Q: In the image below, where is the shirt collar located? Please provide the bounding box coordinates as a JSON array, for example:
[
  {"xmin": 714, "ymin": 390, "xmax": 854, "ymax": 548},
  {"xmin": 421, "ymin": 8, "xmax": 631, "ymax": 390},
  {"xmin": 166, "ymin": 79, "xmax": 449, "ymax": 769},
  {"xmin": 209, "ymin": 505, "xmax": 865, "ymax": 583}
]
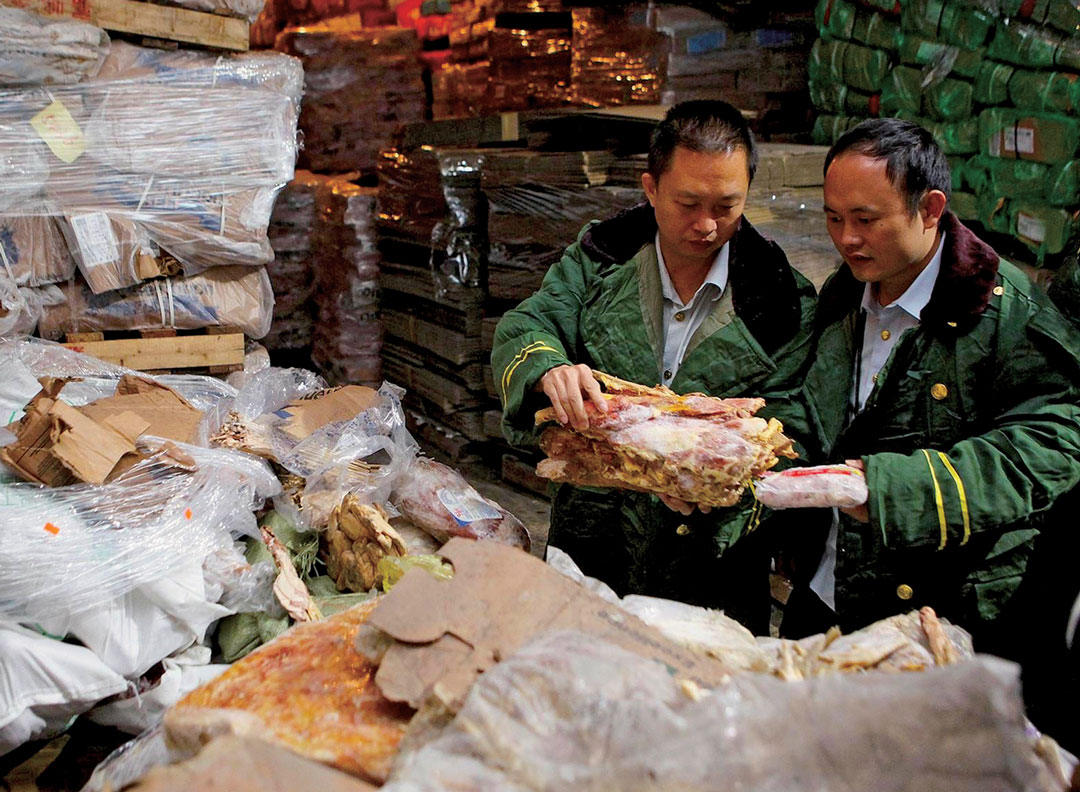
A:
[
  {"xmin": 860, "ymin": 232, "xmax": 946, "ymax": 320},
  {"xmin": 656, "ymin": 232, "xmax": 730, "ymax": 307}
]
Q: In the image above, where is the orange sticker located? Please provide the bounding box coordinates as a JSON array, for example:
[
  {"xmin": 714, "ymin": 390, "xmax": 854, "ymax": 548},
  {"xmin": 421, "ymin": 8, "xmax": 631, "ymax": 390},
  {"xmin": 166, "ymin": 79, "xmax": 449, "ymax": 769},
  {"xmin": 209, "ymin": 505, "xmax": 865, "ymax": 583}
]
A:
[
  {"xmin": 44, "ymin": 523, "xmax": 60, "ymax": 535},
  {"xmin": 184, "ymin": 508, "xmax": 192, "ymax": 520}
]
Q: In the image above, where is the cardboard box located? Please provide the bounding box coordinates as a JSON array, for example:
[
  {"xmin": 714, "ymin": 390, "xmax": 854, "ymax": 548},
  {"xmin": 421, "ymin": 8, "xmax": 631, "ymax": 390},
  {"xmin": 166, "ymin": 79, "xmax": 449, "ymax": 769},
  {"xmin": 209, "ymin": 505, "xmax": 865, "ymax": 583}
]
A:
[
  {"xmin": 368, "ymin": 537, "xmax": 734, "ymax": 711},
  {"xmin": 274, "ymin": 385, "xmax": 382, "ymax": 443},
  {"xmin": 1, "ymin": 375, "xmax": 202, "ymax": 486}
]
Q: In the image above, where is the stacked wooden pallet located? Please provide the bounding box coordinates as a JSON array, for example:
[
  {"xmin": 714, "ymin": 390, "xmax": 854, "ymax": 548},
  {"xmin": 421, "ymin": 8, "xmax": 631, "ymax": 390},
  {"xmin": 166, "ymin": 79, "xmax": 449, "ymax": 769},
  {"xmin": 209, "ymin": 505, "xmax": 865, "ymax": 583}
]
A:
[
  {"xmin": 9, "ymin": 0, "xmax": 250, "ymax": 51},
  {"xmin": 61, "ymin": 327, "xmax": 245, "ymax": 375}
]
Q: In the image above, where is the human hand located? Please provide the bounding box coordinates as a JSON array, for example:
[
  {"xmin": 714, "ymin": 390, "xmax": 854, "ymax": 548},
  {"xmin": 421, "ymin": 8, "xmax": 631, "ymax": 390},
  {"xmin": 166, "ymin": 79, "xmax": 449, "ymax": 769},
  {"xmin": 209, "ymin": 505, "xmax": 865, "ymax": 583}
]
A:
[
  {"xmin": 659, "ymin": 494, "xmax": 712, "ymax": 516},
  {"xmin": 538, "ymin": 364, "xmax": 608, "ymax": 431},
  {"xmin": 838, "ymin": 458, "xmax": 869, "ymax": 522}
]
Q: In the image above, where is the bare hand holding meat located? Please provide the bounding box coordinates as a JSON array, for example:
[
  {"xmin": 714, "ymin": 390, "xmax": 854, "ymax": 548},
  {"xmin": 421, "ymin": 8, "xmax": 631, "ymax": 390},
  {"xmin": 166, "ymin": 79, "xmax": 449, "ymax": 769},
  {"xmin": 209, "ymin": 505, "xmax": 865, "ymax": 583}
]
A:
[{"xmin": 534, "ymin": 371, "xmax": 796, "ymax": 509}]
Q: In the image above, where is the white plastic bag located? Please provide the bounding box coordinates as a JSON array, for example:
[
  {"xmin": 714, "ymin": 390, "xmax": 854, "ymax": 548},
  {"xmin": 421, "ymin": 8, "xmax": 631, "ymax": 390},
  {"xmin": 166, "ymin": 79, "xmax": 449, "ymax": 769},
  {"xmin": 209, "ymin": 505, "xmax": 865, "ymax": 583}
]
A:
[{"xmin": 755, "ymin": 464, "xmax": 869, "ymax": 509}]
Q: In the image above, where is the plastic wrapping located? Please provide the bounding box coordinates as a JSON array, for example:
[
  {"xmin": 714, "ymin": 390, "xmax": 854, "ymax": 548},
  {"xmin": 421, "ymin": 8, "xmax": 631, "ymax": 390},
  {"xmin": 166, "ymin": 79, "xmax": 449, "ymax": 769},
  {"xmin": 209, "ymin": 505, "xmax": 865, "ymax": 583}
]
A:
[
  {"xmin": 0, "ymin": 438, "xmax": 280, "ymax": 623},
  {"xmin": 755, "ymin": 463, "xmax": 869, "ymax": 509},
  {"xmin": 274, "ymin": 23, "xmax": 424, "ymax": 173},
  {"xmin": 987, "ymin": 20, "xmax": 1080, "ymax": 72},
  {"xmin": 384, "ymin": 630, "xmax": 1063, "ymax": 792},
  {"xmin": 0, "ymin": 41, "xmax": 302, "ymax": 294},
  {"xmin": 964, "ymin": 156, "xmax": 1080, "ymax": 207},
  {"xmin": 901, "ymin": 0, "xmax": 994, "ymax": 50},
  {"xmin": 979, "ymin": 108, "xmax": 1080, "ymax": 164},
  {"xmin": 377, "ymin": 553, "xmax": 454, "ymax": 591},
  {"xmin": 880, "ymin": 65, "xmax": 972, "ymax": 122},
  {"xmin": 1010, "ymin": 201, "xmax": 1080, "ymax": 258},
  {"xmin": 899, "ymin": 35, "xmax": 983, "ymax": 78},
  {"xmin": 0, "ymin": 215, "xmax": 77, "ymax": 287},
  {"xmin": 809, "ymin": 37, "xmax": 891, "ymax": 92},
  {"xmin": 0, "ymin": 8, "xmax": 110, "ymax": 85},
  {"xmin": 392, "ymin": 457, "xmax": 530, "ymax": 551},
  {"xmin": 35, "ymin": 264, "xmax": 275, "ymax": 340}
]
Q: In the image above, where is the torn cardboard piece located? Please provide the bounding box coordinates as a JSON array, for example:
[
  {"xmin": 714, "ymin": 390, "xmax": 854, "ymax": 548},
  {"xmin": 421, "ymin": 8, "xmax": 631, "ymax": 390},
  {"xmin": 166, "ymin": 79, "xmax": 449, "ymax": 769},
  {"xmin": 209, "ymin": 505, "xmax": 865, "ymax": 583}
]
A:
[
  {"xmin": 368, "ymin": 538, "xmax": 734, "ymax": 711},
  {"xmin": 0, "ymin": 375, "xmax": 203, "ymax": 486},
  {"xmin": 274, "ymin": 385, "xmax": 381, "ymax": 443}
]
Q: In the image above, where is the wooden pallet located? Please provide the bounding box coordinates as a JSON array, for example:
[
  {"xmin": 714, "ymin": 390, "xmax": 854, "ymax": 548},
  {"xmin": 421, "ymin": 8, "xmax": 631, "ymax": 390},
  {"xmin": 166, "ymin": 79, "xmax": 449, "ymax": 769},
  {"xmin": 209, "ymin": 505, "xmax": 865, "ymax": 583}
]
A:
[
  {"xmin": 11, "ymin": 0, "xmax": 249, "ymax": 51},
  {"xmin": 61, "ymin": 326, "xmax": 245, "ymax": 374}
]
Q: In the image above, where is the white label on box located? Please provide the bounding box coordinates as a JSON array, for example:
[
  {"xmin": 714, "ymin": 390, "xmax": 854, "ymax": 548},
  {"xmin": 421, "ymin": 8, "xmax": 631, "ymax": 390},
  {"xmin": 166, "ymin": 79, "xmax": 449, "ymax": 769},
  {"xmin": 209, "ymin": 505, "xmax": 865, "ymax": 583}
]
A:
[
  {"xmin": 1016, "ymin": 212, "xmax": 1046, "ymax": 244},
  {"xmin": 1015, "ymin": 127, "xmax": 1035, "ymax": 154},
  {"xmin": 437, "ymin": 488, "xmax": 501, "ymax": 526},
  {"xmin": 69, "ymin": 212, "xmax": 119, "ymax": 268}
]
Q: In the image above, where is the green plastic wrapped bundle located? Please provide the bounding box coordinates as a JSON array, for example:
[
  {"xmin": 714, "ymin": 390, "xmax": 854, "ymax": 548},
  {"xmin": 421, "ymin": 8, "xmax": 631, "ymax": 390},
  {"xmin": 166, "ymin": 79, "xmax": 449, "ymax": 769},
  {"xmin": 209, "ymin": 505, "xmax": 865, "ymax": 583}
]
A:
[
  {"xmin": 987, "ymin": 21, "xmax": 1080, "ymax": 72},
  {"xmin": 898, "ymin": 111, "xmax": 980, "ymax": 153},
  {"xmin": 811, "ymin": 79, "xmax": 878, "ymax": 115},
  {"xmin": 816, "ymin": 0, "xmax": 856, "ymax": 39},
  {"xmin": 947, "ymin": 156, "xmax": 967, "ymax": 191},
  {"xmin": 902, "ymin": 0, "xmax": 995, "ymax": 49},
  {"xmin": 951, "ymin": 190, "xmax": 979, "ymax": 220},
  {"xmin": 809, "ymin": 37, "xmax": 848, "ymax": 84},
  {"xmin": 812, "ymin": 114, "xmax": 863, "ymax": 144},
  {"xmin": 853, "ymin": 11, "xmax": 902, "ymax": 50},
  {"xmin": 1044, "ymin": 2, "xmax": 1080, "ymax": 37},
  {"xmin": 1009, "ymin": 68, "xmax": 1080, "ymax": 116},
  {"xmin": 880, "ymin": 65, "xmax": 923, "ymax": 116},
  {"xmin": 1010, "ymin": 201, "xmax": 1080, "ymax": 257},
  {"xmin": 979, "ymin": 107, "xmax": 1080, "ymax": 163},
  {"xmin": 974, "ymin": 60, "xmax": 1013, "ymax": 105},
  {"xmin": 926, "ymin": 76, "xmax": 974, "ymax": 121},
  {"xmin": 977, "ymin": 190, "xmax": 1011, "ymax": 234},
  {"xmin": 861, "ymin": 0, "xmax": 901, "ymax": 12},
  {"xmin": 843, "ymin": 39, "xmax": 893, "ymax": 91},
  {"xmin": 965, "ymin": 155, "xmax": 1054, "ymax": 199},
  {"xmin": 899, "ymin": 35, "xmax": 984, "ymax": 77}
]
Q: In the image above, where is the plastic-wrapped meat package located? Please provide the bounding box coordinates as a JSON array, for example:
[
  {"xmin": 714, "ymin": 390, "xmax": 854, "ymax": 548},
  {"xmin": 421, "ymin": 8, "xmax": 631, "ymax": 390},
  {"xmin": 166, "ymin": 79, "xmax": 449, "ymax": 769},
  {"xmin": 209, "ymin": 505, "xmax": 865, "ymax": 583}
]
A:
[
  {"xmin": 754, "ymin": 464, "xmax": 869, "ymax": 509},
  {"xmin": 0, "ymin": 277, "xmax": 64, "ymax": 338},
  {"xmin": 392, "ymin": 458, "xmax": 531, "ymax": 551},
  {"xmin": 36, "ymin": 265, "xmax": 275, "ymax": 339},
  {"xmin": 384, "ymin": 630, "xmax": 1067, "ymax": 792},
  {"xmin": 0, "ymin": 215, "xmax": 77, "ymax": 287},
  {"xmin": 0, "ymin": 8, "xmax": 110, "ymax": 85},
  {"xmin": 0, "ymin": 440, "xmax": 280, "ymax": 624}
]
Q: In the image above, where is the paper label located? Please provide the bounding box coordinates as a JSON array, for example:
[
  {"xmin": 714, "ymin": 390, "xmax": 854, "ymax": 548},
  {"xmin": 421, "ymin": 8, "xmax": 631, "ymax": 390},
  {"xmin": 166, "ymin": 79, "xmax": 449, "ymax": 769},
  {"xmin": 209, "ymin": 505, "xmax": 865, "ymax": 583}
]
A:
[
  {"xmin": 1016, "ymin": 212, "xmax": 1046, "ymax": 244},
  {"xmin": 69, "ymin": 213, "xmax": 119, "ymax": 267},
  {"xmin": 437, "ymin": 488, "xmax": 501, "ymax": 526},
  {"xmin": 1015, "ymin": 126, "xmax": 1035, "ymax": 154},
  {"xmin": 30, "ymin": 100, "xmax": 85, "ymax": 163}
]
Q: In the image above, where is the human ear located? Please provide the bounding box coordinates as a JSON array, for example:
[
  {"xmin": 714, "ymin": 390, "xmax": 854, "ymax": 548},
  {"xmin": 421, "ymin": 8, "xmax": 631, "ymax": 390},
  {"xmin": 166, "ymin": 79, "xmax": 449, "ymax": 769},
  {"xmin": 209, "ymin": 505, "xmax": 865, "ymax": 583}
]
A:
[
  {"xmin": 920, "ymin": 190, "xmax": 948, "ymax": 229},
  {"xmin": 642, "ymin": 171, "xmax": 658, "ymax": 206}
]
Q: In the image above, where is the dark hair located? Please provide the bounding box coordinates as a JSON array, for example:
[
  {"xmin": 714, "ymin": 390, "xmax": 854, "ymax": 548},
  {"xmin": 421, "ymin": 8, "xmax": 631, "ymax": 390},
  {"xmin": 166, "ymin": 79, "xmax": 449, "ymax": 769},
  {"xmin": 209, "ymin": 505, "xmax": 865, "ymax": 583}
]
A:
[
  {"xmin": 825, "ymin": 118, "xmax": 952, "ymax": 215},
  {"xmin": 648, "ymin": 100, "xmax": 758, "ymax": 183}
]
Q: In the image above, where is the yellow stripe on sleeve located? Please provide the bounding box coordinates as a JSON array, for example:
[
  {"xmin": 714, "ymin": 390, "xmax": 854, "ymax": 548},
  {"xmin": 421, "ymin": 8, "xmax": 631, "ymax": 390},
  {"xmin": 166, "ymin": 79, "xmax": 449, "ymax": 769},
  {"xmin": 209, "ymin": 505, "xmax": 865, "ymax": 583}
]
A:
[
  {"xmin": 501, "ymin": 342, "xmax": 559, "ymax": 402},
  {"xmin": 936, "ymin": 452, "xmax": 971, "ymax": 545},
  {"xmin": 921, "ymin": 449, "xmax": 948, "ymax": 551}
]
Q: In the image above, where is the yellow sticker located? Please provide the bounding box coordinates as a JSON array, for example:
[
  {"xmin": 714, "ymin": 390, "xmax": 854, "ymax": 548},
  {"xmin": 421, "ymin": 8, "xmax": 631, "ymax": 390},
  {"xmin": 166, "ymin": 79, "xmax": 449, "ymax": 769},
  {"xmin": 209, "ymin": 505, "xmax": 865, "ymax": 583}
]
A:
[{"xmin": 31, "ymin": 100, "xmax": 85, "ymax": 163}]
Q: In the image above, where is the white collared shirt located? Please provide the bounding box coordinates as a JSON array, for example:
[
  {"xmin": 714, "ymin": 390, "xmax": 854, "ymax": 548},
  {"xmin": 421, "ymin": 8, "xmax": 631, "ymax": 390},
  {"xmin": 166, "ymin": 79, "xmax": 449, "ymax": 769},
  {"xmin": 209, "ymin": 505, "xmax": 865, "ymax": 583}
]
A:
[
  {"xmin": 810, "ymin": 233, "xmax": 946, "ymax": 610},
  {"xmin": 656, "ymin": 232, "xmax": 730, "ymax": 386}
]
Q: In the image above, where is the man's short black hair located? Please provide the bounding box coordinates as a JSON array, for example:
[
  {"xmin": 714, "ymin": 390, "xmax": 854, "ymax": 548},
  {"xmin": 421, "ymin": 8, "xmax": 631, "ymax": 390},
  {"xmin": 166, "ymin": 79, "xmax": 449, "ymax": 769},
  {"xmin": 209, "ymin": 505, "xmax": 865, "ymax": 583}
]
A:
[
  {"xmin": 648, "ymin": 100, "xmax": 758, "ymax": 183},
  {"xmin": 825, "ymin": 118, "xmax": 952, "ymax": 215}
]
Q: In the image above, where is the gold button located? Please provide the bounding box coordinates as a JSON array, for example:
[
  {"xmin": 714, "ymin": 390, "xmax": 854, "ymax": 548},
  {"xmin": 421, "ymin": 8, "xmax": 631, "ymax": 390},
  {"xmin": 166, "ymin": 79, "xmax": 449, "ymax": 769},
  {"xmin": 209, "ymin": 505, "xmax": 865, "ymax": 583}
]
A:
[
  {"xmin": 896, "ymin": 583, "xmax": 913, "ymax": 600},
  {"xmin": 931, "ymin": 383, "xmax": 948, "ymax": 400},
  {"xmin": 880, "ymin": 329, "xmax": 891, "ymax": 340},
  {"xmin": 872, "ymin": 373, "xmax": 879, "ymax": 383},
  {"xmin": 993, "ymin": 285, "xmax": 1005, "ymax": 296},
  {"xmin": 675, "ymin": 524, "xmax": 690, "ymax": 536},
  {"xmin": 674, "ymin": 311, "xmax": 687, "ymax": 322},
  {"xmin": 946, "ymin": 321, "xmax": 958, "ymax": 328}
]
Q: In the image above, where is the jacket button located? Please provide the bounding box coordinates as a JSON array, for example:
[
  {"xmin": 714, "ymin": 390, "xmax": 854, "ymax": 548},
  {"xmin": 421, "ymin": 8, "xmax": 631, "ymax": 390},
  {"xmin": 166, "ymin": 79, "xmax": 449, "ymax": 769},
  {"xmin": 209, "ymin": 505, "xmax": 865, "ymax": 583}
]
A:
[
  {"xmin": 993, "ymin": 285, "xmax": 1005, "ymax": 296},
  {"xmin": 674, "ymin": 311, "xmax": 687, "ymax": 322},
  {"xmin": 880, "ymin": 329, "xmax": 890, "ymax": 340},
  {"xmin": 896, "ymin": 583, "xmax": 913, "ymax": 600},
  {"xmin": 664, "ymin": 369, "xmax": 672, "ymax": 380},
  {"xmin": 675, "ymin": 524, "xmax": 690, "ymax": 536},
  {"xmin": 931, "ymin": 383, "xmax": 948, "ymax": 400}
]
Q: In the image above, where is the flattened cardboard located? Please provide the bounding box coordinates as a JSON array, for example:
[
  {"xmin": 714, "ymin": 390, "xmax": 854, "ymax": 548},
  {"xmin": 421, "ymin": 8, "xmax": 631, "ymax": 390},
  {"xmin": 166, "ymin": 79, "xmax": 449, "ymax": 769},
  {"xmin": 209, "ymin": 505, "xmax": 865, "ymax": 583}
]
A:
[
  {"xmin": 275, "ymin": 386, "xmax": 381, "ymax": 443},
  {"xmin": 369, "ymin": 538, "xmax": 733, "ymax": 711},
  {"xmin": 78, "ymin": 374, "xmax": 203, "ymax": 443}
]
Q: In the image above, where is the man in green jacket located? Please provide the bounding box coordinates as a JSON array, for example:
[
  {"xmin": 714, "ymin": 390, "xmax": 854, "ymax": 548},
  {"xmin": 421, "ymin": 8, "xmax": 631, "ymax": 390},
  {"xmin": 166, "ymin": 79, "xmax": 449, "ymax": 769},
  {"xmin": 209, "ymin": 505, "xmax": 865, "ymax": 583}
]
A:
[
  {"xmin": 780, "ymin": 119, "xmax": 1080, "ymax": 738},
  {"xmin": 492, "ymin": 101, "xmax": 817, "ymax": 630}
]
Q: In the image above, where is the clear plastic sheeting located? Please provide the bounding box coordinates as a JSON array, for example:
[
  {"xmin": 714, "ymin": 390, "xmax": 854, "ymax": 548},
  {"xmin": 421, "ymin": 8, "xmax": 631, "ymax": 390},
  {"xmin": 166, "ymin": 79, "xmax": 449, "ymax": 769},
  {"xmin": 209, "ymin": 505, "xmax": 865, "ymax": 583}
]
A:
[
  {"xmin": 34, "ymin": 264, "xmax": 275, "ymax": 340},
  {"xmin": 385, "ymin": 630, "xmax": 1067, "ymax": 792},
  {"xmin": 0, "ymin": 8, "xmax": 110, "ymax": 86},
  {"xmin": 0, "ymin": 439, "xmax": 280, "ymax": 623},
  {"xmin": 0, "ymin": 41, "xmax": 302, "ymax": 295}
]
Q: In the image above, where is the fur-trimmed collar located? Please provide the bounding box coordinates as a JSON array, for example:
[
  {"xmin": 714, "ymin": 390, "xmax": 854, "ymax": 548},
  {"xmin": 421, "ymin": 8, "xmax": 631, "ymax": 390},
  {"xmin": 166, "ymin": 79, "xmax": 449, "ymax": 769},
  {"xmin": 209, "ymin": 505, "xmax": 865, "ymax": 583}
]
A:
[
  {"xmin": 817, "ymin": 211, "xmax": 1001, "ymax": 333},
  {"xmin": 580, "ymin": 202, "xmax": 803, "ymax": 353}
]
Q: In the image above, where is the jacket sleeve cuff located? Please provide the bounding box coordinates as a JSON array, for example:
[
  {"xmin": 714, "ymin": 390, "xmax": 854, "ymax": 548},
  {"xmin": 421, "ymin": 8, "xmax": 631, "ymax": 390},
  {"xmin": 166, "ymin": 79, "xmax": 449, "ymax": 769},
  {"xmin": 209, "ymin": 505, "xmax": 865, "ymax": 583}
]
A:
[{"xmin": 496, "ymin": 337, "xmax": 572, "ymax": 446}]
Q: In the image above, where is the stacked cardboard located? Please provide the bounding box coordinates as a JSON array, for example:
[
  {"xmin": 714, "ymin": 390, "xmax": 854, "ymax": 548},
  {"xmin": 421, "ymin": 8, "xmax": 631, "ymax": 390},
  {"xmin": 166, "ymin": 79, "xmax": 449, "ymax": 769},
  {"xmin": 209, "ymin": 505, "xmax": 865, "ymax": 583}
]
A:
[
  {"xmin": 275, "ymin": 20, "xmax": 425, "ymax": 174},
  {"xmin": 264, "ymin": 173, "xmax": 323, "ymax": 355},
  {"xmin": 312, "ymin": 178, "xmax": 384, "ymax": 386},
  {"xmin": 810, "ymin": 0, "xmax": 1080, "ymax": 263}
]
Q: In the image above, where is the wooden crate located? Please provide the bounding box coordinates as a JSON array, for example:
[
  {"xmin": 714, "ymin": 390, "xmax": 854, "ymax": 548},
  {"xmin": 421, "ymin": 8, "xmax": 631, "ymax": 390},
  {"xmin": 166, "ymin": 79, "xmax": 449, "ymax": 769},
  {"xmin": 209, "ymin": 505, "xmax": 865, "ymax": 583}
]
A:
[
  {"xmin": 10, "ymin": 0, "xmax": 250, "ymax": 51},
  {"xmin": 61, "ymin": 326, "xmax": 245, "ymax": 374}
]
